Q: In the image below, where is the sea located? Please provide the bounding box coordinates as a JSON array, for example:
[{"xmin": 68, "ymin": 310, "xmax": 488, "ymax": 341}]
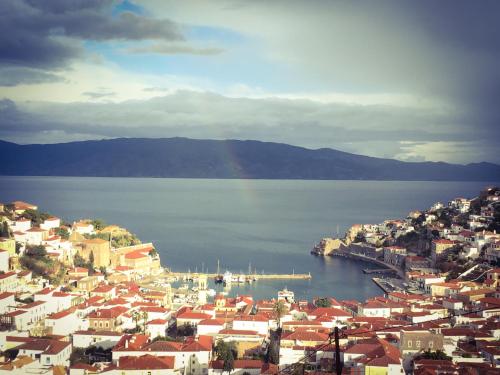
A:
[{"xmin": 0, "ymin": 177, "xmax": 495, "ymax": 302}]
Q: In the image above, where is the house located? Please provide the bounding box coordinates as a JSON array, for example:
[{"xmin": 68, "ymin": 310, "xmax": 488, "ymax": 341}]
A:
[
  {"xmin": 45, "ymin": 308, "xmax": 87, "ymax": 336},
  {"xmin": 16, "ymin": 301, "xmax": 47, "ymax": 325},
  {"xmin": 72, "ymin": 221, "xmax": 94, "ymax": 235},
  {"xmin": 215, "ymin": 329, "xmax": 266, "ymax": 358},
  {"xmin": 280, "ymin": 331, "xmax": 329, "ymax": 349},
  {"xmin": 90, "ymin": 284, "xmax": 116, "ymax": 300},
  {"xmin": 81, "ymin": 238, "xmax": 111, "ymax": 268},
  {"xmin": 145, "ymin": 319, "xmax": 169, "ymax": 338},
  {"xmin": 88, "ymin": 306, "xmax": 128, "ymax": 331},
  {"xmin": 176, "ymin": 311, "xmax": 212, "ymax": 328},
  {"xmin": 16, "ymin": 338, "xmax": 72, "ymax": 367},
  {"xmin": 68, "ymin": 267, "xmax": 89, "ymax": 279},
  {"xmin": 0, "ymin": 292, "xmax": 15, "ymax": 314},
  {"xmin": 24, "ymin": 227, "xmax": 49, "ymax": 245},
  {"xmin": 232, "ymin": 314, "xmax": 269, "ymax": 335},
  {"xmin": 399, "ymin": 329, "xmax": 444, "ymax": 355},
  {"xmin": 359, "ymin": 301, "xmax": 391, "ymax": 318},
  {"xmin": 0, "ymin": 272, "xmax": 18, "ymax": 292},
  {"xmin": 0, "ymin": 238, "xmax": 16, "ymax": 256},
  {"xmin": 73, "ymin": 330, "xmax": 123, "ymax": 349},
  {"xmin": 109, "ymin": 355, "xmax": 176, "ymax": 374},
  {"xmin": 34, "ymin": 289, "xmax": 76, "ymax": 315},
  {"xmin": 197, "ymin": 318, "xmax": 226, "ymax": 335},
  {"xmin": 209, "ymin": 359, "xmax": 263, "ymax": 375},
  {"xmin": 0, "ymin": 250, "xmax": 9, "ymax": 273},
  {"xmin": 0, "ymin": 310, "xmax": 29, "ymax": 331},
  {"xmin": 10, "ymin": 201, "xmax": 38, "ymax": 214},
  {"xmin": 112, "ymin": 335, "xmax": 213, "ymax": 375},
  {"xmin": 40, "ymin": 216, "xmax": 61, "ymax": 231},
  {"xmin": 13, "ymin": 218, "xmax": 31, "ymax": 232},
  {"xmin": 343, "ymin": 337, "xmax": 402, "ymax": 374},
  {"xmin": 431, "ymin": 239, "xmax": 455, "ymax": 264}
]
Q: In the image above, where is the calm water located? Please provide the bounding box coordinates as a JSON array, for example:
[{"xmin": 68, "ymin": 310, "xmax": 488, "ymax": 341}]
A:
[{"xmin": 0, "ymin": 177, "xmax": 494, "ymax": 301}]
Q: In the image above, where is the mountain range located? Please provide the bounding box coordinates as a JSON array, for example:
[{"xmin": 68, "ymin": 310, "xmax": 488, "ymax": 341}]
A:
[{"xmin": 0, "ymin": 138, "xmax": 498, "ymax": 181}]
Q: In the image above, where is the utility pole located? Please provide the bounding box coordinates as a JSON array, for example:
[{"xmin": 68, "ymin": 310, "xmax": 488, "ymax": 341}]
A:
[{"xmin": 334, "ymin": 327, "xmax": 342, "ymax": 375}]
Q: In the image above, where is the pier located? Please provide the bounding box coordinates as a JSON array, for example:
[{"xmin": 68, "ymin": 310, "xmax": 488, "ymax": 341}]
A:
[{"xmin": 165, "ymin": 271, "xmax": 312, "ymax": 281}]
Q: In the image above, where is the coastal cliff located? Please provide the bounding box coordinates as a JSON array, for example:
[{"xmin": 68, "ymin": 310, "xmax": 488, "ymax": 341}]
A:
[{"xmin": 311, "ymin": 237, "xmax": 347, "ymax": 255}]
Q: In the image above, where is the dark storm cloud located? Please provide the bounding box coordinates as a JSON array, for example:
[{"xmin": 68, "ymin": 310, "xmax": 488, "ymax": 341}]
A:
[{"xmin": 0, "ymin": 0, "xmax": 183, "ymax": 73}]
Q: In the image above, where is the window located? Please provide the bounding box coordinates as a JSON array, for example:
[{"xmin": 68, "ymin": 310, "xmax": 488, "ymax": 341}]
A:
[
  {"xmin": 416, "ymin": 340, "xmax": 421, "ymax": 348},
  {"xmin": 407, "ymin": 340, "xmax": 412, "ymax": 348},
  {"xmin": 429, "ymin": 341, "xmax": 434, "ymax": 348}
]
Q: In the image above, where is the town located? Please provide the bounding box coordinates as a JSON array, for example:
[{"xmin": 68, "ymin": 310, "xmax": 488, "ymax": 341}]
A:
[{"xmin": 0, "ymin": 186, "xmax": 498, "ymax": 374}]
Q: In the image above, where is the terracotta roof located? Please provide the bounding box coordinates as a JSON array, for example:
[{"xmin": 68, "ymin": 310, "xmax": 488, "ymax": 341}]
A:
[
  {"xmin": 177, "ymin": 311, "xmax": 212, "ymax": 320},
  {"xmin": 218, "ymin": 329, "xmax": 260, "ymax": 336},
  {"xmin": 17, "ymin": 339, "xmax": 70, "ymax": 355},
  {"xmin": 116, "ymin": 355, "xmax": 175, "ymax": 370},
  {"xmin": 210, "ymin": 359, "xmax": 263, "ymax": 369}
]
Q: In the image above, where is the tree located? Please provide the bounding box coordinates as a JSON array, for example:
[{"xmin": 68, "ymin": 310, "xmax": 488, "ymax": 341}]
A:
[
  {"xmin": 91, "ymin": 219, "xmax": 106, "ymax": 231},
  {"xmin": 214, "ymin": 340, "xmax": 236, "ymax": 373},
  {"xmin": 22, "ymin": 209, "xmax": 50, "ymax": 226},
  {"xmin": 54, "ymin": 227, "xmax": 69, "ymax": 240},
  {"xmin": 89, "ymin": 251, "xmax": 95, "ymax": 268},
  {"xmin": 1, "ymin": 221, "xmax": 12, "ymax": 238},
  {"xmin": 315, "ymin": 297, "xmax": 332, "ymax": 308},
  {"xmin": 273, "ymin": 300, "xmax": 286, "ymax": 330},
  {"xmin": 419, "ymin": 349, "xmax": 452, "ymax": 361},
  {"xmin": 26, "ymin": 245, "xmax": 47, "ymax": 257},
  {"xmin": 74, "ymin": 253, "xmax": 87, "ymax": 267}
]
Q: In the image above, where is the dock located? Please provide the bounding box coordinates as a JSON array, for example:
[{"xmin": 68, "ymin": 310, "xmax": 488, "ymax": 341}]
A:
[
  {"xmin": 362, "ymin": 268, "xmax": 397, "ymax": 275},
  {"xmin": 166, "ymin": 271, "xmax": 312, "ymax": 281}
]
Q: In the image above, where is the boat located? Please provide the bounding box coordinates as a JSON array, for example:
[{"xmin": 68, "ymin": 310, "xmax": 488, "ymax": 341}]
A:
[
  {"xmin": 223, "ymin": 271, "xmax": 232, "ymax": 285},
  {"xmin": 214, "ymin": 259, "xmax": 224, "ymax": 284},
  {"xmin": 278, "ymin": 287, "xmax": 295, "ymax": 303},
  {"xmin": 207, "ymin": 289, "xmax": 216, "ymax": 297}
]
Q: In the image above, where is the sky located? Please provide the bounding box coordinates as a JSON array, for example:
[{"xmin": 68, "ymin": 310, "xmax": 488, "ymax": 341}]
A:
[{"xmin": 0, "ymin": 0, "xmax": 499, "ymax": 164}]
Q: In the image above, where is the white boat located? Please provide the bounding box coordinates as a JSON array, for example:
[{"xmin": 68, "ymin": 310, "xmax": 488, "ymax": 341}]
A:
[
  {"xmin": 207, "ymin": 289, "xmax": 216, "ymax": 297},
  {"xmin": 278, "ymin": 287, "xmax": 295, "ymax": 303},
  {"xmin": 223, "ymin": 271, "xmax": 232, "ymax": 284}
]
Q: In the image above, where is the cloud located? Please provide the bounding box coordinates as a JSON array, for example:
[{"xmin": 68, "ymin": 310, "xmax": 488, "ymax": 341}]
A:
[
  {"xmin": 82, "ymin": 90, "xmax": 116, "ymax": 99},
  {"xmin": 0, "ymin": 67, "xmax": 65, "ymax": 86},
  {"xmin": 0, "ymin": 0, "xmax": 183, "ymax": 71},
  {"xmin": 1, "ymin": 91, "xmax": 498, "ymax": 164},
  {"xmin": 127, "ymin": 43, "xmax": 224, "ymax": 55}
]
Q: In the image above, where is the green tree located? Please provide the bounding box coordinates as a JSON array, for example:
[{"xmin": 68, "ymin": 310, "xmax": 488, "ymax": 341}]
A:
[
  {"xmin": 214, "ymin": 340, "xmax": 236, "ymax": 373},
  {"xmin": 91, "ymin": 219, "xmax": 106, "ymax": 231},
  {"xmin": 315, "ymin": 297, "xmax": 332, "ymax": 308},
  {"xmin": 89, "ymin": 251, "xmax": 95, "ymax": 268},
  {"xmin": 22, "ymin": 209, "xmax": 50, "ymax": 226},
  {"xmin": 419, "ymin": 349, "xmax": 452, "ymax": 361},
  {"xmin": 74, "ymin": 253, "xmax": 87, "ymax": 267},
  {"xmin": 26, "ymin": 245, "xmax": 47, "ymax": 257},
  {"xmin": 54, "ymin": 227, "xmax": 69, "ymax": 240}
]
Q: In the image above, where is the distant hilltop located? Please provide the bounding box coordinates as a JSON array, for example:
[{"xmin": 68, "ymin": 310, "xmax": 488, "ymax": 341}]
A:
[{"xmin": 0, "ymin": 137, "xmax": 499, "ymax": 181}]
